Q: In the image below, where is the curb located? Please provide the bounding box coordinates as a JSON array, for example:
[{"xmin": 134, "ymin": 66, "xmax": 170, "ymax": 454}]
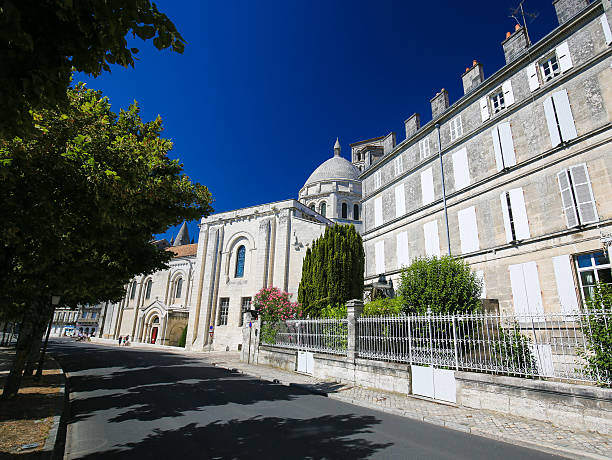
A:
[
  {"xmin": 211, "ymin": 361, "xmax": 609, "ymax": 460},
  {"xmin": 42, "ymin": 357, "xmax": 66, "ymax": 459}
]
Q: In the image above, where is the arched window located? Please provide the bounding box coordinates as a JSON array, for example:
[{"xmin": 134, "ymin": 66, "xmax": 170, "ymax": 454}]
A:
[
  {"xmin": 235, "ymin": 245, "xmax": 246, "ymax": 278},
  {"xmin": 129, "ymin": 282, "xmax": 137, "ymax": 299},
  {"xmin": 320, "ymin": 202, "xmax": 326, "ymax": 217},
  {"xmin": 175, "ymin": 278, "xmax": 183, "ymax": 299},
  {"xmin": 145, "ymin": 279, "xmax": 152, "ymax": 299},
  {"xmin": 309, "ymin": 203, "xmax": 315, "ymax": 211},
  {"xmin": 342, "ymin": 203, "xmax": 348, "ymax": 219},
  {"xmin": 353, "ymin": 204, "xmax": 360, "ymax": 221}
]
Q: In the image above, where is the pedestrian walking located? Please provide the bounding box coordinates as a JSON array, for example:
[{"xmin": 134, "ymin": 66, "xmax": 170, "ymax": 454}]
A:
[{"xmin": 118, "ymin": 336, "xmax": 122, "ymax": 346}]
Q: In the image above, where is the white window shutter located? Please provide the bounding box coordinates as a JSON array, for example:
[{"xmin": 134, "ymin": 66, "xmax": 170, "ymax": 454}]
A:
[
  {"xmin": 552, "ymin": 255, "xmax": 579, "ymax": 315},
  {"xmin": 557, "ymin": 170, "xmax": 579, "ymax": 228},
  {"xmin": 396, "ymin": 231, "xmax": 410, "ymax": 268},
  {"xmin": 457, "ymin": 116, "xmax": 463, "ymax": 137},
  {"xmin": 502, "ymin": 80, "xmax": 515, "ymax": 106},
  {"xmin": 395, "ymin": 184, "xmax": 406, "ymax": 218},
  {"xmin": 424, "ymin": 138, "xmax": 430, "ymax": 156},
  {"xmin": 556, "ymin": 41, "xmax": 573, "ymax": 73},
  {"xmin": 449, "ymin": 119, "xmax": 456, "ymax": 141},
  {"xmin": 375, "ymin": 240, "xmax": 385, "ymax": 274},
  {"xmin": 526, "ymin": 62, "xmax": 540, "ymax": 92},
  {"xmin": 452, "ymin": 148, "xmax": 470, "ymax": 190},
  {"xmin": 421, "ymin": 168, "xmax": 434, "ymax": 205},
  {"xmin": 523, "ymin": 261, "xmax": 544, "ymax": 316},
  {"xmin": 602, "ymin": 14, "xmax": 612, "ymax": 45},
  {"xmin": 509, "ymin": 263, "xmax": 529, "ymax": 318},
  {"xmin": 475, "ymin": 270, "xmax": 486, "ymax": 298},
  {"xmin": 375, "ymin": 170, "xmax": 382, "ymax": 188},
  {"xmin": 552, "ymin": 89, "xmax": 578, "ymax": 142},
  {"xmin": 569, "ymin": 163, "xmax": 598, "ymax": 224},
  {"xmin": 457, "ymin": 206, "xmax": 479, "ymax": 254},
  {"xmin": 423, "ymin": 220, "xmax": 440, "ymax": 258},
  {"xmin": 500, "ymin": 192, "xmax": 513, "ymax": 243},
  {"xmin": 543, "ymin": 96, "xmax": 562, "ymax": 147},
  {"xmin": 480, "ymin": 97, "xmax": 490, "ymax": 122},
  {"xmin": 374, "ymin": 196, "xmax": 383, "ymax": 227},
  {"xmin": 509, "ymin": 187, "xmax": 530, "ymax": 240},
  {"xmin": 498, "ymin": 122, "xmax": 516, "ymax": 167},
  {"xmin": 492, "ymin": 126, "xmax": 505, "ymax": 171}
]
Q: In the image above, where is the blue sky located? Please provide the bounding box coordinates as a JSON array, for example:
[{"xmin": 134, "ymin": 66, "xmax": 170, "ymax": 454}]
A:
[{"xmin": 74, "ymin": 0, "xmax": 559, "ymax": 243}]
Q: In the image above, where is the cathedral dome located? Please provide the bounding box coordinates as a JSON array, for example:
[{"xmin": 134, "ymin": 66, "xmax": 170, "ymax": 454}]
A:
[{"xmin": 303, "ymin": 139, "xmax": 360, "ymax": 188}]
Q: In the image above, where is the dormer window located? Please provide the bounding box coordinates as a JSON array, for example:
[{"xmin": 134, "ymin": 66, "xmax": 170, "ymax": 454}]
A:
[{"xmin": 540, "ymin": 54, "xmax": 560, "ymax": 82}]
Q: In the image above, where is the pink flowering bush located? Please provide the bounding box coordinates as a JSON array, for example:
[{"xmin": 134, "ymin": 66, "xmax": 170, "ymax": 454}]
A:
[{"xmin": 253, "ymin": 287, "xmax": 303, "ymax": 322}]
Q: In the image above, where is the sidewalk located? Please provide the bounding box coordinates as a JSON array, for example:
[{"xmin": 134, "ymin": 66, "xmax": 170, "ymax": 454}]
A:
[{"xmin": 203, "ymin": 352, "xmax": 612, "ymax": 460}]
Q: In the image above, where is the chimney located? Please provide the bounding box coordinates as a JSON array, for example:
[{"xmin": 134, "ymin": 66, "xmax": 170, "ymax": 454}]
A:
[
  {"xmin": 462, "ymin": 60, "xmax": 484, "ymax": 95},
  {"xmin": 502, "ymin": 25, "xmax": 530, "ymax": 65},
  {"xmin": 404, "ymin": 113, "xmax": 421, "ymax": 139},
  {"xmin": 553, "ymin": 0, "xmax": 590, "ymax": 25},
  {"xmin": 430, "ymin": 89, "xmax": 449, "ymax": 119}
]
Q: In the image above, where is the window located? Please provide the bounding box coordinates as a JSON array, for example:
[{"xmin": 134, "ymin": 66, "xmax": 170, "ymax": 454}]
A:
[
  {"xmin": 309, "ymin": 204, "xmax": 315, "ymax": 211},
  {"xmin": 527, "ymin": 42, "xmax": 573, "ymax": 92},
  {"xmin": 543, "ymin": 89, "xmax": 577, "ymax": 147},
  {"xmin": 421, "ymin": 167, "xmax": 434, "ymax": 206},
  {"xmin": 175, "ymin": 278, "xmax": 183, "ymax": 298},
  {"xmin": 91, "ymin": 312, "xmax": 97, "ymax": 320},
  {"xmin": 557, "ymin": 164, "xmax": 598, "ymax": 228},
  {"xmin": 145, "ymin": 279, "xmax": 152, "ymax": 299},
  {"xmin": 396, "ymin": 231, "xmax": 409, "ymax": 268},
  {"xmin": 218, "ymin": 298, "xmax": 229, "ymax": 326},
  {"xmin": 320, "ymin": 202, "xmax": 326, "ymax": 217},
  {"xmin": 492, "ymin": 122, "xmax": 516, "ymax": 171},
  {"xmin": 500, "ymin": 188, "xmax": 530, "ymax": 243},
  {"xmin": 240, "ymin": 297, "xmax": 251, "ymax": 327},
  {"xmin": 575, "ymin": 252, "xmax": 611, "ymax": 300},
  {"xmin": 490, "ymin": 90, "xmax": 505, "ymax": 114},
  {"xmin": 423, "ymin": 220, "xmax": 440, "ymax": 258},
  {"xmin": 353, "ymin": 204, "xmax": 359, "ymax": 221},
  {"xmin": 393, "ymin": 156, "xmax": 403, "ymax": 176},
  {"xmin": 235, "ymin": 245, "xmax": 246, "ymax": 278},
  {"xmin": 82, "ymin": 312, "xmax": 87, "ymax": 319},
  {"xmin": 341, "ymin": 202, "xmax": 348, "ymax": 219},
  {"xmin": 374, "ymin": 170, "xmax": 382, "ymax": 189},
  {"xmin": 419, "ymin": 138, "xmax": 430, "ymax": 159},
  {"xmin": 129, "ymin": 282, "xmax": 137, "ymax": 300},
  {"xmin": 540, "ymin": 54, "xmax": 560, "ymax": 82},
  {"xmin": 457, "ymin": 206, "xmax": 479, "ymax": 254},
  {"xmin": 452, "ymin": 148, "xmax": 470, "ymax": 190},
  {"xmin": 375, "ymin": 240, "xmax": 385, "ymax": 274},
  {"xmin": 449, "ymin": 115, "xmax": 463, "ymax": 141},
  {"xmin": 374, "ymin": 197, "xmax": 383, "ymax": 227},
  {"xmin": 509, "ymin": 262, "xmax": 544, "ymax": 318},
  {"xmin": 395, "ymin": 185, "xmax": 405, "ymax": 218}
]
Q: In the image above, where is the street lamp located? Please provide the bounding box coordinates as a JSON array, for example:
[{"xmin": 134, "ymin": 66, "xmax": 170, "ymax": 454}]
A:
[{"xmin": 34, "ymin": 295, "xmax": 61, "ymax": 380}]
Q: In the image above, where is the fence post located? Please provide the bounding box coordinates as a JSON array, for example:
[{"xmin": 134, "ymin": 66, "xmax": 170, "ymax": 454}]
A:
[
  {"xmin": 346, "ymin": 299, "xmax": 364, "ymax": 363},
  {"xmin": 452, "ymin": 315, "xmax": 459, "ymax": 370}
]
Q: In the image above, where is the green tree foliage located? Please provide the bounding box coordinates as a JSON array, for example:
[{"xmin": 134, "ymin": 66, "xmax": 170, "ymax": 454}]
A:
[
  {"xmin": 363, "ymin": 298, "xmax": 404, "ymax": 317},
  {"xmin": 0, "ymin": 0, "xmax": 185, "ymax": 137},
  {"xmin": 397, "ymin": 256, "xmax": 482, "ymax": 314},
  {"xmin": 297, "ymin": 224, "xmax": 364, "ymax": 317},
  {"xmin": 582, "ymin": 284, "xmax": 612, "ymax": 386},
  {"xmin": 0, "ymin": 85, "xmax": 213, "ymax": 397}
]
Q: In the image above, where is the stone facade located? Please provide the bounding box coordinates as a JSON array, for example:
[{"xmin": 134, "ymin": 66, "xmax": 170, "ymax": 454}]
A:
[{"xmin": 360, "ymin": 0, "xmax": 612, "ymax": 316}]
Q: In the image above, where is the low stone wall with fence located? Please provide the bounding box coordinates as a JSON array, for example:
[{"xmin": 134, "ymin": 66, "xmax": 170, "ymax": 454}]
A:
[{"xmin": 243, "ymin": 300, "xmax": 612, "ymax": 434}]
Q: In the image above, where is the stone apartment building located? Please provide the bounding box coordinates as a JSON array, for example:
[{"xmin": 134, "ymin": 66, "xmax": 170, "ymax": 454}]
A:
[{"xmin": 358, "ymin": 0, "xmax": 612, "ymax": 317}]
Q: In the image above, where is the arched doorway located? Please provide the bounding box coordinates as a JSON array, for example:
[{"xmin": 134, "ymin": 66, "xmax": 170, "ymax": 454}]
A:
[{"xmin": 150, "ymin": 316, "xmax": 160, "ymax": 343}]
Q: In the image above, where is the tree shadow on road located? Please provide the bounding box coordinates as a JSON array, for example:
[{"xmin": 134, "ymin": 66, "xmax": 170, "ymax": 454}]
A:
[{"xmin": 74, "ymin": 413, "xmax": 392, "ymax": 459}]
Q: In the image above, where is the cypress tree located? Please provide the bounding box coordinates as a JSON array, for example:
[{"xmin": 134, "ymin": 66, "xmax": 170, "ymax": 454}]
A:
[{"xmin": 298, "ymin": 224, "xmax": 364, "ymax": 316}]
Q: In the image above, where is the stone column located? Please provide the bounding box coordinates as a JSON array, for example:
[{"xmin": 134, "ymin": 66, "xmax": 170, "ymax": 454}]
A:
[{"xmin": 346, "ymin": 299, "xmax": 364, "ymax": 362}]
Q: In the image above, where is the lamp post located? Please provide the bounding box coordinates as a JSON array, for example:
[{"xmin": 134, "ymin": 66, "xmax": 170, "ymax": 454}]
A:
[{"xmin": 34, "ymin": 295, "xmax": 61, "ymax": 381}]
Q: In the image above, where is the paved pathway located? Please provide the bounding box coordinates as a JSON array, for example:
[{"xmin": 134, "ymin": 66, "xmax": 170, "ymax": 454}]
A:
[{"xmin": 203, "ymin": 352, "xmax": 612, "ymax": 460}]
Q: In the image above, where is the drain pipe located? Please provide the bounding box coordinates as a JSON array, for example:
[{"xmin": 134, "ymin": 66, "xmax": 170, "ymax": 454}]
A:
[{"xmin": 436, "ymin": 123, "xmax": 452, "ymax": 256}]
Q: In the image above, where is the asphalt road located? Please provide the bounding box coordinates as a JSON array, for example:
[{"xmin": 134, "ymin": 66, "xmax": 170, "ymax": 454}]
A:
[{"xmin": 50, "ymin": 339, "xmax": 563, "ymax": 460}]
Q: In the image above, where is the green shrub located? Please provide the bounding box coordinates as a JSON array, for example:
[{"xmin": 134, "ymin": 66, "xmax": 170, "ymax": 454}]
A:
[
  {"xmin": 320, "ymin": 304, "xmax": 347, "ymax": 319},
  {"xmin": 363, "ymin": 298, "xmax": 403, "ymax": 316},
  {"xmin": 397, "ymin": 256, "xmax": 482, "ymax": 314},
  {"xmin": 177, "ymin": 326, "xmax": 187, "ymax": 348},
  {"xmin": 582, "ymin": 284, "xmax": 612, "ymax": 385},
  {"xmin": 493, "ymin": 322, "xmax": 537, "ymax": 376}
]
